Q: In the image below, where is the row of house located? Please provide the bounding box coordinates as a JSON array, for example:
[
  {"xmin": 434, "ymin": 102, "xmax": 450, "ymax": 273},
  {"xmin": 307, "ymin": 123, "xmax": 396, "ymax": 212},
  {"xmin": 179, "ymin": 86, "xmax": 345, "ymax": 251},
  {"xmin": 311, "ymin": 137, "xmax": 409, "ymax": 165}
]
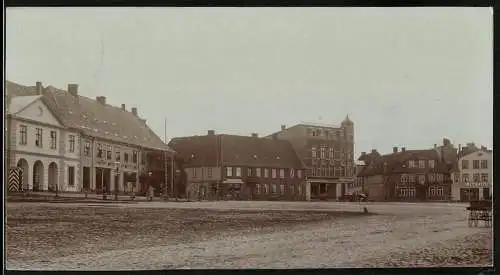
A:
[
  {"xmin": 6, "ymin": 80, "xmax": 176, "ymax": 196},
  {"xmin": 354, "ymin": 139, "xmax": 492, "ymax": 202},
  {"xmin": 169, "ymin": 117, "xmax": 356, "ymax": 201}
]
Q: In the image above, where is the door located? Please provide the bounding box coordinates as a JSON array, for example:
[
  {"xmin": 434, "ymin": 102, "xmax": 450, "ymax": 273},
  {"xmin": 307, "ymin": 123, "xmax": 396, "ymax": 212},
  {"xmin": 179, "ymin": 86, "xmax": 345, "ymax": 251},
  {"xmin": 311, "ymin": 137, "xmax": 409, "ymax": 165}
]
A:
[{"xmin": 483, "ymin": 188, "xmax": 490, "ymax": 200}]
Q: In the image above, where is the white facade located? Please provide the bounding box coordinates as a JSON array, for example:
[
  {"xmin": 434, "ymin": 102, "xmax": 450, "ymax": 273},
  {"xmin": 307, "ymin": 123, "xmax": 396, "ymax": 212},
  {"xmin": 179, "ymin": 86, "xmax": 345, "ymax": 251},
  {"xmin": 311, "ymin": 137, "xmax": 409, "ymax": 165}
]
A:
[
  {"xmin": 8, "ymin": 96, "xmax": 81, "ymax": 192},
  {"xmin": 451, "ymin": 150, "xmax": 492, "ymax": 201}
]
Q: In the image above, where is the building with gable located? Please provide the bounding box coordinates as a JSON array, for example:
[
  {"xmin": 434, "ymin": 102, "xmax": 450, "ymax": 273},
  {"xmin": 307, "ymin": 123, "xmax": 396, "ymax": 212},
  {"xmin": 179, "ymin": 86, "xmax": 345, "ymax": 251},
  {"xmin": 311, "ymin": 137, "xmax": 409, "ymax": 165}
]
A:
[
  {"xmin": 264, "ymin": 115, "xmax": 355, "ymax": 200},
  {"xmin": 169, "ymin": 131, "xmax": 306, "ymax": 201},
  {"xmin": 357, "ymin": 139, "xmax": 458, "ymax": 202},
  {"xmin": 451, "ymin": 144, "xmax": 492, "ymax": 201},
  {"xmin": 6, "ymin": 80, "xmax": 175, "ymax": 195}
]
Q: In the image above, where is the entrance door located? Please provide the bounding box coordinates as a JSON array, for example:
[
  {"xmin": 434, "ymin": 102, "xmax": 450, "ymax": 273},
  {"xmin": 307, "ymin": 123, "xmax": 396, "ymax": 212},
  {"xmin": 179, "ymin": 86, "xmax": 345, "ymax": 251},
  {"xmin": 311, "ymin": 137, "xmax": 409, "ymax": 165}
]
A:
[
  {"xmin": 483, "ymin": 188, "xmax": 491, "ymax": 200},
  {"xmin": 460, "ymin": 188, "xmax": 479, "ymax": 201}
]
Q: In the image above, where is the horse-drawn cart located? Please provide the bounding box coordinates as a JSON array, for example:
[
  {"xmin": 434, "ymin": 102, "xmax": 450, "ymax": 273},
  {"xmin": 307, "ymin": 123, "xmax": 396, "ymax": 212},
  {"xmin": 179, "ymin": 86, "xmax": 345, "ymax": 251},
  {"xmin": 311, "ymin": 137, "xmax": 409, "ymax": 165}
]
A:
[{"xmin": 466, "ymin": 200, "xmax": 492, "ymax": 227}]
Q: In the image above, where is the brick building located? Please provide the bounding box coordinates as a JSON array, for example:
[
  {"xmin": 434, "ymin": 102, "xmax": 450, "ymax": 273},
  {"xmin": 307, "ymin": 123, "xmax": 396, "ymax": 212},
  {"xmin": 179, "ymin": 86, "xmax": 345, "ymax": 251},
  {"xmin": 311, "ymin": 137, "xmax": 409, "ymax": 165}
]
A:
[
  {"xmin": 264, "ymin": 115, "xmax": 355, "ymax": 200},
  {"xmin": 357, "ymin": 139, "xmax": 457, "ymax": 202},
  {"xmin": 169, "ymin": 131, "xmax": 306, "ymax": 201},
  {"xmin": 6, "ymin": 80, "xmax": 175, "ymax": 196}
]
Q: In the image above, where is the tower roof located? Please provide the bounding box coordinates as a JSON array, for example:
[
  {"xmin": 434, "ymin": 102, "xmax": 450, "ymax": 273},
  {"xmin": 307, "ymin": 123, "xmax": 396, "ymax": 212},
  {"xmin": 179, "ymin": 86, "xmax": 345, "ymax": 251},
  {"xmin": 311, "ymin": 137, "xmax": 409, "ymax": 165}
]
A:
[{"xmin": 342, "ymin": 114, "xmax": 353, "ymax": 125}]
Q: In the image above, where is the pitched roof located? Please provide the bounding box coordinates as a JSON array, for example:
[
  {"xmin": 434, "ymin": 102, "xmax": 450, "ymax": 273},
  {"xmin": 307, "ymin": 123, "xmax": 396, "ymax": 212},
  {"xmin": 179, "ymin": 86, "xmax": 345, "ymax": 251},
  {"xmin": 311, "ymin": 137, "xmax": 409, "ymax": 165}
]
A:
[
  {"xmin": 358, "ymin": 149, "xmax": 453, "ymax": 177},
  {"xmin": 5, "ymin": 80, "xmax": 174, "ymax": 152},
  {"xmin": 169, "ymin": 134, "xmax": 304, "ymax": 169}
]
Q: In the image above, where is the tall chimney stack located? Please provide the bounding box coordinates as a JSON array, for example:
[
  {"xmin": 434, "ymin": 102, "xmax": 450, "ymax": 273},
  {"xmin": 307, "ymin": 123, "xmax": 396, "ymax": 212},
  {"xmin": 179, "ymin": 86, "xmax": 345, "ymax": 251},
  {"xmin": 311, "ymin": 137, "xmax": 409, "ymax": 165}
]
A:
[
  {"xmin": 402, "ymin": 147, "xmax": 406, "ymax": 152},
  {"xmin": 207, "ymin": 130, "xmax": 215, "ymax": 136},
  {"xmin": 281, "ymin": 125, "xmax": 286, "ymax": 131},
  {"xmin": 393, "ymin": 147, "xmax": 398, "ymax": 153},
  {"xmin": 131, "ymin": 107, "xmax": 138, "ymax": 116},
  {"xmin": 67, "ymin": 84, "xmax": 78, "ymax": 97},
  {"xmin": 36, "ymin": 81, "xmax": 43, "ymax": 95},
  {"xmin": 121, "ymin": 104, "xmax": 126, "ymax": 110},
  {"xmin": 251, "ymin": 133, "xmax": 259, "ymax": 138}
]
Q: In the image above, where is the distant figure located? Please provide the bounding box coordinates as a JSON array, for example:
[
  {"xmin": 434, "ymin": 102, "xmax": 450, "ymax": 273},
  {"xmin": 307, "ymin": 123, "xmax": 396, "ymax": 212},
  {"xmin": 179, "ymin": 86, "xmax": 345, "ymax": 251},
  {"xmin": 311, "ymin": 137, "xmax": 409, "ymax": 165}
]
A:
[{"xmin": 148, "ymin": 185, "xmax": 154, "ymax": 201}]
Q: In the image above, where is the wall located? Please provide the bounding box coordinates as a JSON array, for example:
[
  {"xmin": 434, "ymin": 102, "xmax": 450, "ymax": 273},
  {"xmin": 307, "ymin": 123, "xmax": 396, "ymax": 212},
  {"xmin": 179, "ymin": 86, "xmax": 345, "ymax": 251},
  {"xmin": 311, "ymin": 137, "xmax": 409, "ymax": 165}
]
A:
[{"xmin": 452, "ymin": 151, "xmax": 492, "ymax": 201}]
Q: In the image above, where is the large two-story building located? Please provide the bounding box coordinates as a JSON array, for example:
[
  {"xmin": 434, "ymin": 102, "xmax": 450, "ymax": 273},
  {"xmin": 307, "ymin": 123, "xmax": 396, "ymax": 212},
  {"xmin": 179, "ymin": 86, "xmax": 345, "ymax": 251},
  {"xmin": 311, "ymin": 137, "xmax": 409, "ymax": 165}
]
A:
[
  {"xmin": 357, "ymin": 139, "xmax": 458, "ymax": 202},
  {"xmin": 264, "ymin": 115, "xmax": 355, "ymax": 200},
  {"xmin": 6, "ymin": 80, "xmax": 175, "ymax": 195},
  {"xmin": 451, "ymin": 145, "xmax": 492, "ymax": 201},
  {"xmin": 169, "ymin": 131, "xmax": 306, "ymax": 201}
]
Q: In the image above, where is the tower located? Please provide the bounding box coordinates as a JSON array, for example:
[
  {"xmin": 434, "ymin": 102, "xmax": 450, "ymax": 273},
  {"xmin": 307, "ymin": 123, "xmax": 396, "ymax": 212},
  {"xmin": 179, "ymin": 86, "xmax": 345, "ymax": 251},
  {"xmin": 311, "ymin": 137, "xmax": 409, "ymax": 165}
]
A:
[{"xmin": 341, "ymin": 114, "xmax": 354, "ymax": 142}]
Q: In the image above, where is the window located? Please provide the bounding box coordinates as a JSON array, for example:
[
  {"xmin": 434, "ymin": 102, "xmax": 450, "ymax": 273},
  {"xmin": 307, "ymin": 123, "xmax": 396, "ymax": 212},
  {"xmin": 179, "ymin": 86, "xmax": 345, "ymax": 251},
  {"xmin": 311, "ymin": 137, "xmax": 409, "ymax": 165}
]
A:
[
  {"xmin": 454, "ymin": 174, "xmax": 460, "ymax": 183},
  {"xmin": 264, "ymin": 184, "xmax": 269, "ymax": 194},
  {"xmin": 97, "ymin": 143, "xmax": 103, "ymax": 158},
  {"xmin": 290, "ymin": 168, "xmax": 295, "ymax": 178},
  {"xmin": 462, "ymin": 173, "xmax": 469, "ymax": 183},
  {"xmin": 408, "ymin": 174, "xmax": 416, "ymax": 183},
  {"xmin": 428, "ymin": 160, "xmax": 435, "ymax": 168},
  {"xmin": 290, "ymin": 185, "xmax": 295, "ymax": 194},
  {"xmin": 280, "ymin": 184, "xmax": 285, "ymax": 195},
  {"xmin": 19, "ymin": 125, "xmax": 27, "ymax": 145},
  {"xmin": 264, "ymin": 168, "xmax": 269, "ymax": 178},
  {"xmin": 107, "ymin": 145, "xmax": 112, "ymax": 160},
  {"xmin": 316, "ymin": 129, "xmax": 321, "ymax": 136},
  {"xmin": 312, "ymin": 146, "xmax": 317, "ymax": 158},
  {"xmin": 436, "ymin": 173, "xmax": 443, "ymax": 182},
  {"xmin": 272, "ymin": 169, "xmax": 277, "ymax": 178},
  {"xmin": 297, "ymin": 170, "xmax": 302, "ymax": 178},
  {"xmin": 226, "ymin": 167, "xmax": 233, "ymax": 177},
  {"xmin": 400, "ymin": 174, "xmax": 408, "ymax": 183},
  {"xmin": 256, "ymin": 168, "xmax": 261, "ymax": 177},
  {"xmin": 115, "ymin": 149, "xmax": 121, "ymax": 161},
  {"xmin": 68, "ymin": 135, "xmax": 76, "ymax": 152},
  {"xmin": 418, "ymin": 160, "xmax": 425, "ymax": 168},
  {"xmin": 473, "ymin": 160, "xmax": 480, "ymax": 169},
  {"xmin": 236, "ymin": 167, "xmax": 241, "ymax": 177},
  {"xmin": 279, "ymin": 169, "xmax": 285, "ymax": 178},
  {"xmin": 418, "ymin": 174, "xmax": 425, "ymax": 184},
  {"xmin": 428, "ymin": 173, "xmax": 435, "ymax": 182},
  {"xmin": 462, "ymin": 160, "xmax": 469, "ymax": 169},
  {"xmin": 481, "ymin": 173, "xmax": 488, "ymax": 183},
  {"xmin": 473, "ymin": 172, "xmax": 480, "ymax": 183},
  {"xmin": 124, "ymin": 153, "xmax": 129, "ymax": 163},
  {"xmin": 35, "ymin": 128, "xmax": 43, "ymax": 147},
  {"xmin": 84, "ymin": 141, "xmax": 91, "ymax": 156},
  {"xmin": 50, "ymin": 131, "xmax": 57, "ymax": 149},
  {"xmin": 256, "ymin": 184, "xmax": 260, "ymax": 194},
  {"xmin": 193, "ymin": 168, "xmax": 197, "ymax": 177},
  {"xmin": 207, "ymin": 168, "xmax": 213, "ymax": 178},
  {"xmin": 132, "ymin": 151, "xmax": 138, "ymax": 163},
  {"xmin": 481, "ymin": 160, "xmax": 488, "ymax": 169},
  {"xmin": 68, "ymin": 166, "xmax": 75, "ymax": 186},
  {"xmin": 436, "ymin": 187, "xmax": 443, "ymax": 196},
  {"xmin": 329, "ymin": 148, "xmax": 334, "ymax": 159},
  {"xmin": 320, "ymin": 147, "xmax": 325, "ymax": 159},
  {"xmin": 272, "ymin": 183, "xmax": 277, "ymax": 194},
  {"xmin": 247, "ymin": 167, "xmax": 253, "ymax": 177},
  {"xmin": 408, "ymin": 160, "xmax": 416, "ymax": 168}
]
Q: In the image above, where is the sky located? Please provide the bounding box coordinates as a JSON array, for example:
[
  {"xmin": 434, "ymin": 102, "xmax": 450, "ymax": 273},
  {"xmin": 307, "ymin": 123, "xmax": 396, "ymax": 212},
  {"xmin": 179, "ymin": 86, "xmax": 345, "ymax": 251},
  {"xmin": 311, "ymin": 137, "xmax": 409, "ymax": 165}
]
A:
[{"xmin": 6, "ymin": 7, "xmax": 493, "ymax": 156}]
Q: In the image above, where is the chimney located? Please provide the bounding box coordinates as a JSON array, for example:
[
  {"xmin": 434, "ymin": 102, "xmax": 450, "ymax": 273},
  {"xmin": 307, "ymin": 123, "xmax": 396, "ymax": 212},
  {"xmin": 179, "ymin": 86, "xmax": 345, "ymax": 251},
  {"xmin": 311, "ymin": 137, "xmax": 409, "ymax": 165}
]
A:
[
  {"xmin": 434, "ymin": 144, "xmax": 437, "ymax": 149},
  {"xmin": 402, "ymin": 147, "xmax": 406, "ymax": 152},
  {"xmin": 361, "ymin": 152, "xmax": 366, "ymax": 156},
  {"xmin": 121, "ymin": 104, "xmax": 126, "ymax": 110},
  {"xmin": 96, "ymin": 96, "xmax": 106, "ymax": 105},
  {"xmin": 131, "ymin": 107, "xmax": 138, "ymax": 116},
  {"xmin": 458, "ymin": 144, "xmax": 462, "ymax": 153},
  {"xmin": 36, "ymin": 81, "xmax": 43, "ymax": 95},
  {"xmin": 67, "ymin": 84, "xmax": 78, "ymax": 97},
  {"xmin": 281, "ymin": 125, "xmax": 286, "ymax": 131},
  {"xmin": 393, "ymin": 147, "xmax": 398, "ymax": 153},
  {"xmin": 208, "ymin": 130, "xmax": 215, "ymax": 136},
  {"xmin": 371, "ymin": 149, "xmax": 377, "ymax": 154},
  {"xmin": 251, "ymin": 133, "xmax": 259, "ymax": 138}
]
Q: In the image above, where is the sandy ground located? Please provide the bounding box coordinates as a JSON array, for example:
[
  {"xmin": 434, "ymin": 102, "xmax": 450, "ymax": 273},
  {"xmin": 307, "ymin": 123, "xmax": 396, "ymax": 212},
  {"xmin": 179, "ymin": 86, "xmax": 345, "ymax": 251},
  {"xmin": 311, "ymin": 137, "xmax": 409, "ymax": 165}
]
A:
[{"xmin": 6, "ymin": 201, "xmax": 492, "ymax": 270}]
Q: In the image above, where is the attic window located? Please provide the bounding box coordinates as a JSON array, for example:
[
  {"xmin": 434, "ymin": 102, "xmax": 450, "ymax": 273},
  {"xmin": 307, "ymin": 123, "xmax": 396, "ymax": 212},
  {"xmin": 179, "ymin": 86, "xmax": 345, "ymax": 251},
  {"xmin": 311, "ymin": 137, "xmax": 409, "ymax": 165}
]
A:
[
  {"xmin": 83, "ymin": 115, "xmax": 88, "ymax": 118},
  {"xmin": 253, "ymin": 155, "xmax": 258, "ymax": 159},
  {"xmin": 134, "ymin": 135, "xmax": 138, "ymax": 139},
  {"xmin": 112, "ymin": 122, "xmax": 117, "ymax": 126},
  {"xmin": 104, "ymin": 131, "xmax": 109, "ymax": 135},
  {"xmin": 93, "ymin": 129, "xmax": 98, "ymax": 132},
  {"xmin": 276, "ymin": 156, "xmax": 281, "ymax": 160},
  {"xmin": 114, "ymin": 133, "xmax": 119, "ymax": 136},
  {"xmin": 68, "ymin": 111, "xmax": 73, "ymax": 114},
  {"xmin": 123, "ymin": 135, "xmax": 128, "ymax": 139},
  {"xmin": 102, "ymin": 120, "xmax": 108, "ymax": 124}
]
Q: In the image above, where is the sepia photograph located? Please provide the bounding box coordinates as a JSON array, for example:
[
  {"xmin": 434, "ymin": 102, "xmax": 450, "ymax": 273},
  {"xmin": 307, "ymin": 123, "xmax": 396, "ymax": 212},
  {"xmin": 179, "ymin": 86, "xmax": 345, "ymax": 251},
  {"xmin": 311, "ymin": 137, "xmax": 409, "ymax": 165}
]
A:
[{"xmin": 5, "ymin": 7, "xmax": 493, "ymax": 270}]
